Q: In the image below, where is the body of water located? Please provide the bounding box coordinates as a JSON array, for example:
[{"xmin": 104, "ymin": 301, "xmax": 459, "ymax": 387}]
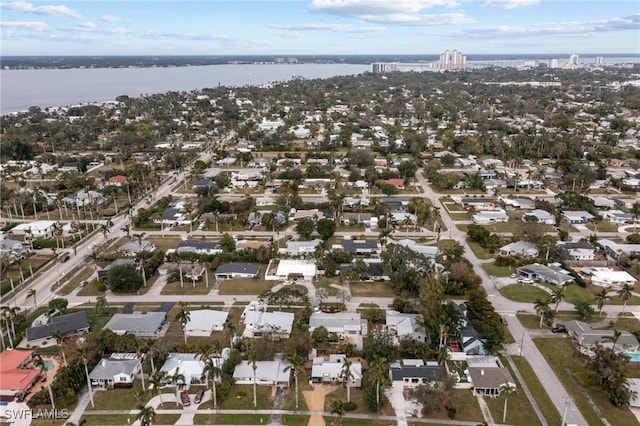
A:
[{"xmin": 0, "ymin": 63, "xmax": 369, "ymax": 115}]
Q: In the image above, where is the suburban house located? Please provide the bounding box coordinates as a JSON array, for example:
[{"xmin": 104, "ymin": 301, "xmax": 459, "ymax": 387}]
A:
[
  {"xmin": 177, "ymin": 240, "xmax": 222, "ymax": 255},
  {"xmin": 282, "ymin": 239, "xmax": 322, "ymax": 256},
  {"xmin": 98, "ymin": 258, "xmax": 137, "ymax": 281},
  {"xmin": 564, "ymin": 320, "xmax": 640, "ymax": 355},
  {"xmin": 516, "ymin": 263, "xmax": 574, "ymax": 286},
  {"xmin": 389, "ymin": 359, "xmax": 442, "ymax": 388},
  {"xmin": 160, "ymin": 353, "xmax": 205, "ymax": 390},
  {"xmin": 396, "ymin": 239, "xmax": 439, "ymax": 259},
  {"xmin": 25, "ymin": 311, "xmax": 90, "ymax": 346},
  {"xmin": 233, "ymin": 358, "xmax": 291, "ymax": 386},
  {"xmin": 311, "ymin": 355, "xmax": 362, "ymax": 387},
  {"xmin": 103, "ymin": 312, "xmax": 167, "ymax": 337},
  {"xmin": 449, "ymin": 302, "xmax": 486, "ymax": 356},
  {"xmin": 0, "ymin": 349, "xmax": 40, "ymax": 400},
  {"xmin": 214, "ymin": 263, "xmax": 259, "ymax": 279},
  {"xmin": 12, "ymin": 221, "xmax": 56, "ymax": 239},
  {"xmin": 461, "ymin": 197, "xmax": 495, "ymax": 210},
  {"xmin": 185, "ymin": 309, "xmax": 229, "ymax": 337},
  {"xmin": 472, "ymin": 210, "xmax": 509, "ymax": 225},
  {"xmin": 309, "ymin": 312, "xmax": 364, "ymax": 335},
  {"xmin": 153, "ymin": 208, "xmax": 189, "ymax": 227},
  {"xmin": 630, "ymin": 379, "xmax": 640, "ymax": 408},
  {"xmin": 340, "ymin": 239, "xmax": 380, "ymax": 255},
  {"xmin": 89, "ymin": 353, "xmax": 141, "ymax": 389},
  {"xmin": 597, "ymin": 239, "xmax": 640, "ymax": 260},
  {"xmin": 503, "ymin": 197, "xmax": 535, "ymax": 210},
  {"xmin": 557, "ymin": 242, "xmax": 596, "ymax": 261},
  {"xmin": 585, "ymin": 267, "xmax": 637, "ymax": 290},
  {"xmin": 561, "ymin": 211, "xmax": 596, "ymax": 224},
  {"xmin": 522, "ymin": 209, "xmax": 556, "ymax": 225},
  {"xmin": 243, "ymin": 311, "xmax": 294, "ymax": 340},
  {"xmin": 467, "ymin": 356, "xmax": 516, "ymax": 397},
  {"xmin": 498, "ymin": 241, "xmax": 539, "ymax": 258},
  {"xmin": 273, "ymin": 259, "xmax": 317, "ymax": 280},
  {"xmin": 119, "ymin": 240, "xmax": 156, "ymax": 256},
  {"xmin": 600, "ymin": 210, "xmax": 634, "ymax": 224},
  {"xmin": 385, "ymin": 310, "xmax": 428, "ymax": 343},
  {"xmin": 0, "ymin": 237, "xmax": 26, "ymax": 259}
]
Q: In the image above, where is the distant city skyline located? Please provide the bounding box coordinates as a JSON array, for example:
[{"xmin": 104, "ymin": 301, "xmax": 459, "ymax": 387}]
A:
[{"xmin": 1, "ymin": 1, "xmax": 639, "ymax": 56}]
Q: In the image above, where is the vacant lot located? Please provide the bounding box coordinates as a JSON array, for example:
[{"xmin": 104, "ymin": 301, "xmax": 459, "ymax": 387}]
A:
[
  {"xmin": 500, "ymin": 284, "xmax": 550, "ymax": 303},
  {"xmin": 349, "ymin": 281, "xmax": 396, "ymax": 298}
]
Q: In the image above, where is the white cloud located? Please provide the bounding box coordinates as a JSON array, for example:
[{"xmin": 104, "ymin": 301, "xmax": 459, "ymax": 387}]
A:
[
  {"xmin": 1, "ymin": 1, "xmax": 80, "ymax": 18},
  {"xmin": 100, "ymin": 15, "xmax": 122, "ymax": 23},
  {"xmin": 140, "ymin": 30, "xmax": 235, "ymax": 42},
  {"xmin": 272, "ymin": 23, "xmax": 385, "ymax": 33},
  {"xmin": 61, "ymin": 21, "xmax": 131, "ymax": 35},
  {"xmin": 481, "ymin": 0, "xmax": 538, "ymax": 9},
  {"xmin": 445, "ymin": 14, "xmax": 640, "ymax": 38},
  {"xmin": 361, "ymin": 12, "xmax": 473, "ymax": 25},
  {"xmin": 309, "ymin": 0, "xmax": 459, "ymax": 16},
  {"xmin": 0, "ymin": 20, "xmax": 49, "ymax": 31}
]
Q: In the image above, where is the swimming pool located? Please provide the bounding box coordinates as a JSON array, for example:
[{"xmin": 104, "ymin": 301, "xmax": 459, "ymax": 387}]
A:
[
  {"xmin": 628, "ymin": 352, "xmax": 640, "ymax": 362},
  {"xmin": 43, "ymin": 360, "xmax": 55, "ymax": 371}
]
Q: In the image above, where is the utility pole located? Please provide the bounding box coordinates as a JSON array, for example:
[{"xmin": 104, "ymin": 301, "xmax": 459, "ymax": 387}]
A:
[{"xmin": 561, "ymin": 396, "xmax": 571, "ymax": 426}]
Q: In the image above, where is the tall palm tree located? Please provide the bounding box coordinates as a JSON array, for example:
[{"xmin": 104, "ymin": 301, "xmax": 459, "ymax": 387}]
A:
[
  {"xmin": 534, "ymin": 298, "xmax": 550, "ymax": 328},
  {"xmin": 171, "ymin": 368, "xmax": 186, "ymax": 407},
  {"xmin": 202, "ymin": 355, "xmax": 221, "ymax": 410},
  {"xmin": 51, "ymin": 330, "xmax": 68, "ymax": 367},
  {"xmin": 223, "ymin": 321, "xmax": 236, "ymax": 348},
  {"xmin": 550, "ymin": 286, "xmax": 566, "ymax": 313},
  {"xmin": 121, "ymin": 224, "xmax": 132, "ymax": 239},
  {"xmin": 594, "ymin": 288, "xmax": 610, "ymax": 317},
  {"xmin": 369, "ymin": 356, "xmax": 388, "ymax": 408},
  {"xmin": 143, "ymin": 338, "xmax": 159, "ymax": 373},
  {"xmin": 79, "ymin": 349, "xmax": 95, "ymax": 408},
  {"xmin": 500, "ymin": 382, "xmax": 517, "ymax": 422},
  {"xmin": 603, "ymin": 329, "xmax": 622, "ymax": 352},
  {"xmin": 149, "ymin": 370, "xmax": 167, "ymax": 407},
  {"xmin": 136, "ymin": 405, "xmax": 156, "ymax": 426},
  {"xmin": 284, "ymin": 352, "xmax": 305, "ymax": 409},
  {"xmin": 27, "ymin": 288, "xmax": 37, "ymax": 309},
  {"xmin": 341, "ymin": 359, "xmax": 354, "ymax": 403},
  {"xmin": 174, "ymin": 308, "xmax": 191, "ymax": 344},
  {"xmin": 249, "ymin": 350, "xmax": 258, "ymax": 408},
  {"xmin": 617, "ymin": 283, "xmax": 634, "ymax": 314}
]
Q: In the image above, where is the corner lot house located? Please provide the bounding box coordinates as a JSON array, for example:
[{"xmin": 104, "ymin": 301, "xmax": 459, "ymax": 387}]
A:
[
  {"xmin": 233, "ymin": 358, "xmax": 291, "ymax": 386},
  {"xmin": 160, "ymin": 353, "xmax": 205, "ymax": 390},
  {"xmin": 516, "ymin": 263, "xmax": 574, "ymax": 286},
  {"xmin": 89, "ymin": 353, "xmax": 140, "ymax": 389},
  {"xmin": 389, "ymin": 359, "xmax": 442, "ymax": 388},
  {"xmin": 185, "ymin": 309, "xmax": 229, "ymax": 337},
  {"xmin": 0, "ymin": 349, "xmax": 40, "ymax": 400},
  {"xmin": 12, "ymin": 221, "xmax": 56, "ymax": 239},
  {"xmin": 586, "ymin": 268, "xmax": 637, "ymax": 290},
  {"xmin": 25, "ymin": 311, "xmax": 90, "ymax": 346},
  {"xmin": 467, "ymin": 356, "xmax": 515, "ymax": 397},
  {"xmin": 104, "ymin": 312, "xmax": 167, "ymax": 337},
  {"xmin": 214, "ymin": 262, "xmax": 259, "ymax": 279},
  {"xmin": 564, "ymin": 320, "xmax": 639, "ymax": 355},
  {"xmin": 311, "ymin": 355, "xmax": 362, "ymax": 387}
]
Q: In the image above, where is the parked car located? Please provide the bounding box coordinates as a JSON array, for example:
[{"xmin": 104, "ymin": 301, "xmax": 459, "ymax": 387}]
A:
[
  {"xmin": 79, "ymin": 280, "xmax": 88, "ymax": 287},
  {"xmin": 59, "ymin": 253, "xmax": 71, "ymax": 263},
  {"xmin": 194, "ymin": 389, "xmax": 204, "ymax": 404},
  {"xmin": 517, "ymin": 277, "xmax": 533, "ymax": 284},
  {"xmin": 180, "ymin": 390, "xmax": 191, "ymax": 406},
  {"xmin": 500, "ymin": 316, "xmax": 508, "ymax": 325},
  {"xmin": 552, "ymin": 324, "xmax": 567, "ymax": 333}
]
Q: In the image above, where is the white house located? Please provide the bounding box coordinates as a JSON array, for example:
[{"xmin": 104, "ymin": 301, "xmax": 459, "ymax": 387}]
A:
[
  {"xmin": 89, "ymin": 353, "xmax": 141, "ymax": 389},
  {"xmin": 309, "ymin": 312, "xmax": 363, "ymax": 335},
  {"xmin": 12, "ymin": 221, "xmax": 56, "ymax": 239},
  {"xmin": 396, "ymin": 239, "xmax": 439, "ymax": 259},
  {"xmin": 385, "ymin": 310, "xmax": 428, "ymax": 343},
  {"xmin": 311, "ymin": 355, "xmax": 362, "ymax": 387},
  {"xmin": 273, "ymin": 259, "xmax": 317, "ymax": 280},
  {"xmin": 562, "ymin": 211, "xmax": 595, "ymax": 224},
  {"xmin": 177, "ymin": 240, "xmax": 222, "ymax": 255},
  {"xmin": 185, "ymin": 310, "xmax": 229, "ymax": 337},
  {"xmin": 283, "ymin": 239, "xmax": 322, "ymax": 256},
  {"xmin": 233, "ymin": 359, "xmax": 291, "ymax": 386},
  {"xmin": 472, "ymin": 210, "xmax": 509, "ymax": 225},
  {"xmin": 119, "ymin": 240, "xmax": 156, "ymax": 256},
  {"xmin": 243, "ymin": 311, "xmax": 294, "ymax": 340},
  {"xmin": 160, "ymin": 353, "xmax": 205, "ymax": 390},
  {"xmin": 558, "ymin": 242, "xmax": 595, "ymax": 261},
  {"xmin": 522, "ymin": 209, "xmax": 556, "ymax": 225},
  {"xmin": 498, "ymin": 241, "xmax": 539, "ymax": 258},
  {"xmin": 586, "ymin": 268, "xmax": 637, "ymax": 290}
]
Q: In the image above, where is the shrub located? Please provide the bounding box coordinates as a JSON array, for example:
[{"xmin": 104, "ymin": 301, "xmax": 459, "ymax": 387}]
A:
[{"xmin": 343, "ymin": 401, "xmax": 357, "ymax": 412}]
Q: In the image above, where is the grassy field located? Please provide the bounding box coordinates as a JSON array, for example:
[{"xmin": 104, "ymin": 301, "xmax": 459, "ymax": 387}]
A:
[
  {"xmin": 510, "ymin": 356, "xmax": 563, "ymax": 426},
  {"xmin": 218, "ymin": 278, "xmax": 272, "ymax": 295},
  {"xmin": 79, "ymin": 414, "xmax": 136, "ymax": 425},
  {"xmin": 467, "ymin": 241, "xmax": 493, "ymax": 259},
  {"xmin": 517, "ymin": 313, "xmax": 546, "ymax": 329},
  {"xmin": 160, "ymin": 279, "xmax": 212, "ymax": 295},
  {"xmin": 85, "ymin": 380, "xmax": 151, "ymax": 410},
  {"xmin": 146, "ymin": 236, "xmax": 183, "ymax": 251},
  {"xmin": 534, "ymin": 338, "xmax": 638, "ymax": 426},
  {"xmin": 500, "ymin": 284, "xmax": 550, "ymax": 303},
  {"xmin": 314, "ymin": 277, "xmax": 340, "ymax": 296},
  {"xmin": 483, "ymin": 263, "xmax": 515, "ymax": 277},
  {"xmin": 324, "ymin": 386, "xmax": 394, "ymax": 416},
  {"xmin": 77, "ymin": 279, "xmax": 105, "ymax": 297},
  {"xmin": 349, "ymin": 281, "xmax": 396, "ymax": 298},
  {"xmin": 483, "ymin": 385, "xmax": 541, "ymax": 426},
  {"xmin": 218, "ymin": 384, "xmax": 273, "ymax": 410},
  {"xmin": 58, "ymin": 267, "xmax": 95, "ymax": 295},
  {"xmin": 420, "ymin": 389, "xmax": 484, "ymax": 423},
  {"xmin": 586, "ymin": 222, "xmax": 620, "ymax": 232}
]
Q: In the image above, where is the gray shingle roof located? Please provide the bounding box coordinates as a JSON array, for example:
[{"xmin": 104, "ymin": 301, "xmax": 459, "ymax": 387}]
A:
[{"xmin": 26, "ymin": 311, "xmax": 89, "ymax": 342}]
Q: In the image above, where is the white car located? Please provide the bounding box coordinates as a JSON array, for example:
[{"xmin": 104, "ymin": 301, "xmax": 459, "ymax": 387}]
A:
[{"xmin": 517, "ymin": 277, "xmax": 534, "ymax": 284}]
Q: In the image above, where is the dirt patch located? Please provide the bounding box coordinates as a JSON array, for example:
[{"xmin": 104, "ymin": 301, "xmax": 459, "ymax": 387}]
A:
[{"xmin": 303, "ymin": 384, "xmax": 337, "ymax": 426}]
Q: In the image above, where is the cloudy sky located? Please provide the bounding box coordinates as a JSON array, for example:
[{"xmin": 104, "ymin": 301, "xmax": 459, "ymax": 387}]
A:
[{"xmin": 1, "ymin": 0, "xmax": 639, "ymax": 55}]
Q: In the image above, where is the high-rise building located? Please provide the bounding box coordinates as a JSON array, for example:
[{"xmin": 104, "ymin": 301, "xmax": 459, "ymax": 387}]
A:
[
  {"xmin": 568, "ymin": 54, "xmax": 580, "ymax": 66},
  {"xmin": 439, "ymin": 50, "xmax": 466, "ymax": 70}
]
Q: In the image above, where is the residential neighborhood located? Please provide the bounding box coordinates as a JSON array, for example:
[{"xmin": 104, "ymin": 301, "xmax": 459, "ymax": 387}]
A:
[{"xmin": 1, "ymin": 63, "xmax": 640, "ymax": 426}]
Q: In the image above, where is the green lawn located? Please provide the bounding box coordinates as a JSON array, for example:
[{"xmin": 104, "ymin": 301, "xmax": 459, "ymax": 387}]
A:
[
  {"xmin": 324, "ymin": 386, "xmax": 394, "ymax": 416},
  {"xmin": 510, "ymin": 356, "xmax": 563, "ymax": 426},
  {"xmin": 217, "ymin": 384, "xmax": 273, "ymax": 410},
  {"xmin": 83, "ymin": 307, "xmax": 117, "ymax": 331},
  {"xmin": 349, "ymin": 281, "xmax": 397, "ymax": 298},
  {"xmin": 500, "ymin": 284, "xmax": 550, "ymax": 303},
  {"xmin": 77, "ymin": 279, "xmax": 106, "ymax": 297},
  {"xmin": 534, "ymin": 338, "xmax": 638, "ymax": 426},
  {"xmin": 58, "ymin": 267, "xmax": 95, "ymax": 295},
  {"xmin": 517, "ymin": 314, "xmax": 546, "ymax": 329},
  {"xmin": 85, "ymin": 380, "xmax": 151, "ymax": 411},
  {"xmin": 79, "ymin": 414, "xmax": 135, "ymax": 425},
  {"xmin": 160, "ymin": 278, "xmax": 212, "ymax": 295},
  {"xmin": 483, "ymin": 263, "xmax": 515, "ymax": 277},
  {"xmin": 314, "ymin": 277, "xmax": 340, "ymax": 296},
  {"xmin": 467, "ymin": 241, "xmax": 493, "ymax": 259},
  {"xmin": 586, "ymin": 222, "xmax": 620, "ymax": 232},
  {"xmin": 483, "ymin": 385, "xmax": 541, "ymax": 426},
  {"xmin": 146, "ymin": 237, "xmax": 183, "ymax": 251},
  {"xmin": 218, "ymin": 278, "xmax": 272, "ymax": 295}
]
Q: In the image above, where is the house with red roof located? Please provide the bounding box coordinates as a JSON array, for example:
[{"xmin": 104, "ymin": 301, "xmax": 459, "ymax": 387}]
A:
[
  {"xmin": 384, "ymin": 178, "xmax": 405, "ymax": 189},
  {"xmin": 105, "ymin": 175, "xmax": 128, "ymax": 187},
  {"xmin": 0, "ymin": 349, "xmax": 41, "ymax": 401}
]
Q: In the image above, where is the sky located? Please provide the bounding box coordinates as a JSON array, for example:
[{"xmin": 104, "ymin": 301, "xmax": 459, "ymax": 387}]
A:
[{"xmin": 1, "ymin": 0, "xmax": 639, "ymax": 56}]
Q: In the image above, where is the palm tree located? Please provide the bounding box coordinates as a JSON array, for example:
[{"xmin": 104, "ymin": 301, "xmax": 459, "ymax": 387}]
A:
[
  {"xmin": 284, "ymin": 352, "xmax": 305, "ymax": 409},
  {"xmin": 27, "ymin": 288, "xmax": 37, "ymax": 309},
  {"xmin": 79, "ymin": 349, "xmax": 95, "ymax": 408},
  {"xmin": 136, "ymin": 405, "xmax": 156, "ymax": 426},
  {"xmin": 249, "ymin": 350, "xmax": 258, "ymax": 408},
  {"xmin": 534, "ymin": 298, "xmax": 550, "ymax": 328},
  {"xmin": 171, "ymin": 368, "xmax": 186, "ymax": 407},
  {"xmin": 143, "ymin": 338, "xmax": 159, "ymax": 373},
  {"xmin": 603, "ymin": 329, "xmax": 622, "ymax": 352},
  {"xmin": 341, "ymin": 359, "xmax": 354, "ymax": 403},
  {"xmin": 617, "ymin": 283, "xmax": 634, "ymax": 314},
  {"xmin": 149, "ymin": 370, "xmax": 167, "ymax": 407},
  {"xmin": 175, "ymin": 308, "xmax": 191, "ymax": 344},
  {"xmin": 550, "ymin": 286, "xmax": 566, "ymax": 313},
  {"xmin": 95, "ymin": 296, "xmax": 108, "ymax": 316},
  {"xmin": 223, "ymin": 321, "xmax": 236, "ymax": 348},
  {"xmin": 202, "ymin": 352, "xmax": 221, "ymax": 410},
  {"xmin": 500, "ymin": 382, "xmax": 517, "ymax": 422},
  {"xmin": 121, "ymin": 224, "xmax": 132, "ymax": 239},
  {"xmin": 330, "ymin": 400, "xmax": 346, "ymax": 426},
  {"xmin": 594, "ymin": 288, "xmax": 610, "ymax": 317},
  {"xmin": 51, "ymin": 330, "xmax": 68, "ymax": 367},
  {"xmin": 369, "ymin": 356, "xmax": 388, "ymax": 408}
]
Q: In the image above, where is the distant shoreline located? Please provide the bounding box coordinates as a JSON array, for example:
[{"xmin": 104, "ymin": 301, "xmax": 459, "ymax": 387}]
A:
[{"xmin": 2, "ymin": 54, "xmax": 639, "ymax": 70}]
